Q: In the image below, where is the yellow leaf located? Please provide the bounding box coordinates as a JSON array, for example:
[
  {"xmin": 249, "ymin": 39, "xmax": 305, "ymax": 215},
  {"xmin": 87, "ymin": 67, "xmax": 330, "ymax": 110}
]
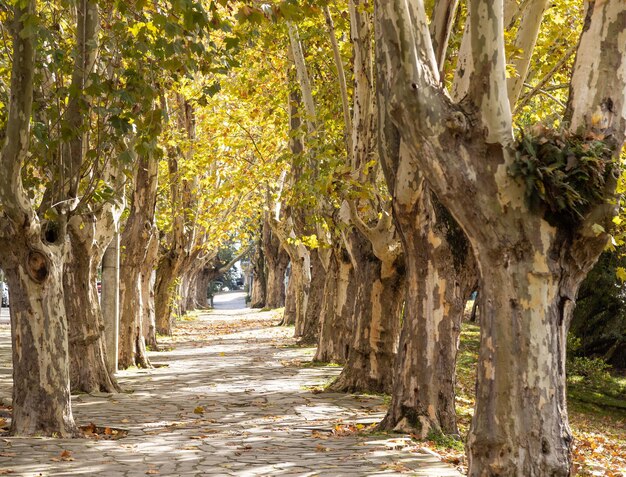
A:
[{"xmin": 193, "ymin": 406, "xmax": 205, "ymax": 414}]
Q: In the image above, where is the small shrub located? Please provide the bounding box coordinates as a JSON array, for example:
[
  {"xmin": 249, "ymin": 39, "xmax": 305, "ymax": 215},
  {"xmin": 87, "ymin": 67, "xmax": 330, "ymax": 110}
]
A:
[{"xmin": 568, "ymin": 356, "xmax": 612, "ymax": 387}]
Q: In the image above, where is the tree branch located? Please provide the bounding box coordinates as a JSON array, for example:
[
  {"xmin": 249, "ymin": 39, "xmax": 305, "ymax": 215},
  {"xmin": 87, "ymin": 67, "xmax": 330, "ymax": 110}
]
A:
[
  {"xmin": 467, "ymin": 0, "xmax": 513, "ymax": 144},
  {"xmin": 514, "ymin": 43, "xmax": 576, "ymax": 113},
  {"xmin": 0, "ymin": 1, "xmax": 36, "ymax": 225},
  {"xmin": 429, "ymin": 0, "xmax": 460, "ymax": 78},
  {"xmin": 506, "ymin": 0, "xmax": 550, "ymax": 107},
  {"xmin": 286, "ymin": 21, "xmax": 317, "ymax": 134},
  {"xmin": 323, "ymin": 6, "xmax": 353, "ymax": 158}
]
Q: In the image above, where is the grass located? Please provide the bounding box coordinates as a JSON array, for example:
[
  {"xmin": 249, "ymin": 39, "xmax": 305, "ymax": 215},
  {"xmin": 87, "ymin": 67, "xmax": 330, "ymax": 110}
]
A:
[{"xmin": 300, "ymin": 360, "xmax": 342, "ymax": 368}]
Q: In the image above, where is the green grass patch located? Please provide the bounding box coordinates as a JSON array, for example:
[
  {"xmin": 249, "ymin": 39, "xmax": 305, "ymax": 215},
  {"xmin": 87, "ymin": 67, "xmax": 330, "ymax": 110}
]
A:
[
  {"xmin": 425, "ymin": 430, "xmax": 465, "ymax": 452},
  {"xmin": 300, "ymin": 360, "xmax": 342, "ymax": 368}
]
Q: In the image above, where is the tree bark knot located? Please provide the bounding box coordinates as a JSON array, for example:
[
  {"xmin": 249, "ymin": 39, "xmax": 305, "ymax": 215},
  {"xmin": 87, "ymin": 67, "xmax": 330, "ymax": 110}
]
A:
[{"xmin": 27, "ymin": 250, "xmax": 50, "ymax": 283}]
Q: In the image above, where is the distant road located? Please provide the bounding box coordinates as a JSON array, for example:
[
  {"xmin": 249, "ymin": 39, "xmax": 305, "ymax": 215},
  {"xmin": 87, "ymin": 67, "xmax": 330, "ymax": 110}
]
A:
[{"xmin": 0, "ymin": 308, "xmax": 9, "ymax": 324}]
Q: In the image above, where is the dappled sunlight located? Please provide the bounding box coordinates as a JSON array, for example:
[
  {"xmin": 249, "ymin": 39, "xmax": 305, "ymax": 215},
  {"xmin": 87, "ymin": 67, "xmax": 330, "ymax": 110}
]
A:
[{"xmin": 0, "ymin": 307, "xmax": 461, "ymax": 476}]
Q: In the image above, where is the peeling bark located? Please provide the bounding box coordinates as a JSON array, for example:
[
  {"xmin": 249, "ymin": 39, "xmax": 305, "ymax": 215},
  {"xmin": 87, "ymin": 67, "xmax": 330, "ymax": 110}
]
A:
[
  {"xmin": 65, "ymin": 214, "xmax": 121, "ymax": 393},
  {"xmin": 263, "ymin": 213, "xmax": 289, "ymax": 309},
  {"xmin": 297, "ymin": 249, "xmax": 324, "ymax": 345},
  {"xmin": 378, "ymin": 190, "xmax": 476, "ymax": 436},
  {"xmin": 119, "ymin": 153, "xmax": 158, "ymax": 368},
  {"xmin": 330, "ymin": 231, "xmax": 405, "ymax": 394},
  {"xmin": 0, "ymin": 1, "xmax": 76, "ymax": 436},
  {"xmin": 314, "ymin": 247, "xmax": 356, "ymax": 364}
]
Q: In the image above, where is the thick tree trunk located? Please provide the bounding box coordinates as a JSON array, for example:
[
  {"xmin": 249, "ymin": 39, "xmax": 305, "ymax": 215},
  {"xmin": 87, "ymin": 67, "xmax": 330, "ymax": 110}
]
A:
[
  {"xmin": 263, "ymin": 213, "xmax": 290, "ymax": 309},
  {"xmin": 265, "ymin": 247, "xmax": 289, "ymax": 309},
  {"xmin": 65, "ymin": 231, "xmax": 120, "ymax": 393},
  {"xmin": 379, "ymin": 192, "xmax": 475, "ymax": 436},
  {"xmin": 194, "ymin": 267, "xmax": 212, "ymax": 309},
  {"xmin": 466, "ymin": 240, "xmax": 591, "ymax": 475},
  {"xmin": 118, "ymin": 143, "xmax": 158, "ymax": 368},
  {"xmin": 330, "ymin": 232, "xmax": 405, "ymax": 394},
  {"xmin": 249, "ymin": 241, "xmax": 267, "ymax": 308},
  {"xmin": 280, "ymin": 257, "xmax": 308, "ymax": 326},
  {"xmin": 2, "ymin": 246, "xmax": 76, "ymax": 436},
  {"xmin": 141, "ymin": 228, "xmax": 158, "ymax": 349},
  {"xmin": 154, "ymin": 255, "xmax": 179, "ymax": 335},
  {"xmin": 296, "ymin": 249, "xmax": 324, "ymax": 345},
  {"xmin": 314, "ymin": 248, "xmax": 356, "ymax": 363}
]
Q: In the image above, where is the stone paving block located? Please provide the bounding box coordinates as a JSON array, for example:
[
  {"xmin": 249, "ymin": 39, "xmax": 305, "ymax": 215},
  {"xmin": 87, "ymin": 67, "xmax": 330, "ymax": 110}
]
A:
[{"xmin": 0, "ymin": 294, "xmax": 462, "ymax": 477}]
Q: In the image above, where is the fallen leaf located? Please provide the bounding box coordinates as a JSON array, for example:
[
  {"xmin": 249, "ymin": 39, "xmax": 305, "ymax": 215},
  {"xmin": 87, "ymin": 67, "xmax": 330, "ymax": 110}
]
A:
[
  {"xmin": 0, "ymin": 470, "xmax": 14, "ymax": 475},
  {"xmin": 120, "ymin": 418, "xmax": 130, "ymax": 423},
  {"xmin": 104, "ymin": 427, "xmax": 112, "ymax": 435},
  {"xmin": 0, "ymin": 453, "xmax": 16, "ymax": 458},
  {"xmin": 146, "ymin": 470, "xmax": 159, "ymax": 475},
  {"xmin": 315, "ymin": 444, "xmax": 330, "ymax": 452},
  {"xmin": 193, "ymin": 406, "xmax": 205, "ymax": 415},
  {"xmin": 60, "ymin": 450, "xmax": 74, "ymax": 461}
]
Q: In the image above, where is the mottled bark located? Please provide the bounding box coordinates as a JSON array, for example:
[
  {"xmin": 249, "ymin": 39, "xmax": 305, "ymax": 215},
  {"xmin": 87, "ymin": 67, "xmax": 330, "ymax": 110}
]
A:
[
  {"xmin": 249, "ymin": 241, "xmax": 267, "ymax": 308},
  {"xmin": 154, "ymin": 255, "xmax": 179, "ymax": 336},
  {"xmin": 296, "ymin": 249, "xmax": 324, "ymax": 345},
  {"xmin": 263, "ymin": 222, "xmax": 289, "ymax": 309},
  {"xmin": 194, "ymin": 267, "xmax": 213, "ymax": 309},
  {"xmin": 283, "ymin": 268, "xmax": 297, "ymax": 325},
  {"xmin": 119, "ymin": 154, "xmax": 158, "ymax": 368},
  {"xmin": 0, "ymin": 0, "xmax": 76, "ymax": 436},
  {"xmin": 379, "ymin": 191, "xmax": 476, "ymax": 436},
  {"xmin": 65, "ymin": 219, "xmax": 120, "ymax": 393},
  {"xmin": 1, "ymin": 246, "xmax": 77, "ymax": 436},
  {"xmin": 141, "ymin": 228, "xmax": 158, "ymax": 349},
  {"xmin": 330, "ymin": 231, "xmax": 405, "ymax": 394},
  {"xmin": 314, "ymin": 247, "xmax": 356, "ymax": 363},
  {"xmin": 101, "ymin": 235, "xmax": 120, "ymax": 373}
]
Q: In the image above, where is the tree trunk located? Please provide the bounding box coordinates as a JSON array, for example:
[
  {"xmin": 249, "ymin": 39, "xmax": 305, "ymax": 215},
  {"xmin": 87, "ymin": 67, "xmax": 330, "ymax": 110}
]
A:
[
  {"xmin": 280, "ymin": 256, "xmax": 309, "ymax": 326},
  {"xmin": 119, "ymin": 153, "xmax": 157, "ymax": 367},
  {"xmin": 154, "ymin": 255, "xmax": 179, "ymax": 335},
  {"xmin": 65, "ymin": 228, "xmax": 120, "ymax": 393},
  {"xmin": 466, "ymin": 234, "xmax": 598, "ymax": 475},
  {"xmin": 101, "ymin": 235, "xmax": 120, "ymax": 374},
  {"xmin": 314, "ymin": 247, "xmax": 356, "ymax": 363},
  {"xmin": 296, "ymin": 249, "xmax": 324, "ymax": 345},
  {"xmin": 2, "ymin": 245, "xmax": 77, "ymax": 436},
  {"xmin": 194, "ymin": 267, "xmax": 212, "ymax": 309},
  {"xmin": 265, "ymin": 247, "xmax": 289, "ymax": 308},
  {"xmin": 249, "ymin": 241, "xmax": 267, "ymax": 308},
  {"xmin": 330, "ymin": 232, "xmax": 405, "ymax": 394},
  {"xmin": 379, "ymin": 191, "xmax": 475, "ymax": 436},
  {"xmin": 141, "ymin": 228, "xmax": 158, "ymax": 349},
  {"xmin": 263, "ymin": 214, "xmax": 290, "ymax": 309},
  {"xmin": 283, "ymin": 266, "xmax": 297, "ymax": 324}
]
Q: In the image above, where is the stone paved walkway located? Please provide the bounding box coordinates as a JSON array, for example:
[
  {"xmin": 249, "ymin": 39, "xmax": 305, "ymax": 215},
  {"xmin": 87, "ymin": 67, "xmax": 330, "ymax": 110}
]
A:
[{"xmin": 0, "ymin": 292, "xmax": 462, "ymax": 476}]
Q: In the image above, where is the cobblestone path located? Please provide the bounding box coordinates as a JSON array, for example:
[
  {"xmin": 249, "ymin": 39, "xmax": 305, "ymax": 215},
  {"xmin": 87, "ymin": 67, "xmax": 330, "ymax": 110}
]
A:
[{"xmin": 0, "ymin": 292, "xmax": 461, "ymax": 476}]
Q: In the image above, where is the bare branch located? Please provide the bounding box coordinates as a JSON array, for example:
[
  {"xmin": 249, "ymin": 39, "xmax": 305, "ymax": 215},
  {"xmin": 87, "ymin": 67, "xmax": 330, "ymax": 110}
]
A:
[
  {"xmin": 286, "ymin": 22, "xmax": 317, "ymax": 133},
  {"xmin": 429, "ymin": 0, "xmax": 460, "ymax": 78},
  {"xmin": 323, "ymin": 6, "xmax": 352, "ymax": 157},
  {"xmin": 507, "ymin": 0, "xmax": 551, "ymax": 107},
  {"xmin": 514, "ymin": 43, "xmax": 576, "ymax": 113}
]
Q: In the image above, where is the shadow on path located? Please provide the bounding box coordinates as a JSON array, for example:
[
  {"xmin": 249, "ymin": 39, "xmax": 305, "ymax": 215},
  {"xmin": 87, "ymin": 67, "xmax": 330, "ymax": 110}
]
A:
[{"xmin": 0, "ymin": 303, "xmax": 461, "ymax": 476}]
